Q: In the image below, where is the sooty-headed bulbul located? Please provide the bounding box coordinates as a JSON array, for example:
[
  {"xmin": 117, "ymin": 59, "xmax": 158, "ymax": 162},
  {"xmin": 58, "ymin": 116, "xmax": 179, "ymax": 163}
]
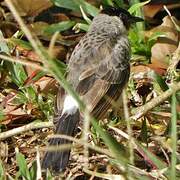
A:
[{"xmin": 42, "ymin": 6, "xmax": 143, "ymax": 173}]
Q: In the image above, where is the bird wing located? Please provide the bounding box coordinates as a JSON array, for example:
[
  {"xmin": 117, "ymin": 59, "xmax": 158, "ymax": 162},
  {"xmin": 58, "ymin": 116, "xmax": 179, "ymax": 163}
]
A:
[
  {"xmin": 67, "ymin": 35, "xmax": 130, "ymax": 117},
  {"xmin": 68, "ymin": 35, "xmax": 129, "ymax": 91}
]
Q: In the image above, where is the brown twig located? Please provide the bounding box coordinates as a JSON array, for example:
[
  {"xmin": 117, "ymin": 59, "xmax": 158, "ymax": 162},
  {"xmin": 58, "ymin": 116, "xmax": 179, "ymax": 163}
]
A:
[
  {"xmin": 131, "ymin": 38, "xmax": 180, "ymax": 121},
  {"xmin": 167, "ymin": 42, "xmax": 180, "ymax": 82},
  {"xmin": 40, "ymin": 134, "xmax": 111, "ymax": 157},
  {"xmin": 0, "ymin": 121, "xmax": 53, "ymax": 140},
  {"xmin": 0, "ymin": 54, "xmax": 45, "ymax": 70},
  {"xmin": 130, "ymin": 81, "xmax": 180, "ymax": 120}
]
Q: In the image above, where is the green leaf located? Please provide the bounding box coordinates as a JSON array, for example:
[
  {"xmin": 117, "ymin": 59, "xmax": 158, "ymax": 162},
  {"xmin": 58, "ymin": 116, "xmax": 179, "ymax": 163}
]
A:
[
  {"xmin": 137, "ymin": 142, "xmax": 167, "ymax": 170},
  {"xmin": 9, "ymin": 63, "xmax": 27, "ymax": 87},
  {"xmin": 140, "ymin": 118, "xmax": 148, "ymax": 144},
  {"xmin": 0, "ymin": 160, "xmax": 5, "ymax": 180},
  {"xmin": 29, "ymin": 161, "xmax": 37, "ymax": 180},
  {"xmin": 9, "ymin": 38, "xmax": 33, "ymax": 50},
  {"xmin": 129, "ymin": 0, "xmax": 146, "ymax": 36},
  {"xmin": 0, "ymin": 110, "xmax": 5, "ymax": 121},
  {"xmin": 128, "ymin": 0, "xmax": 150, "ymax": 14},
  {"xmin": 80, "ymin": 5, "xmax": 92, "ymax": 24},
  {"xmin": 13, "ymin": 91, "xmax": 28, "ymax": 105},
  {"xmin": 0, "ymin": 31, "xmax": 28, "ymax": 88},
  {"xmin": 37, "ymin": 93, "xmax": 54, "ymax": 119},
  {"xmin": 148, "ymin": 32, "xmax": 166, "ymax": 43},
  {"xmin": 152, "ymin": 72, "xmax": 169, "ymax": 92},
  {"xmin": 44, "ymin": 21, "xmax": 75, "ymax": 35},
  {"xmin": 147, "ymin": 32, "xmax": 166, "ymax": 50},
  {"xmin": 46, "ymin": 169, "xmax": 53, "ymax": 180},
  {"xmin": 102, "ymin": 0, "xmax": 125, "ymax": 8},
  {"xmin": 114, "ymin": 0, "xmax": 124, "ymax": 7},
  {"xmin": 73, "ymin": 23, "xmax": 89, "ymax": 32},
  {"xmin": 51, "ymin": 0, "xmax": 99, "ymax": 17},
  {"xmin": 16, "ymin": 152, "xmax": 31, "ymax": 180},
  {"xmin": 28, "ymin": 71, "xmax": 47, "ymax": 83},
  {"xmin": 52, "ymin": 0, "xmax": 80, "ymax": 11},
  {"xmin": 53, "ymin": 58, "xmax": 67, "ymax": 74},
  {"xmin": 0, "ymin": 31, "xmax": 10, "ymax": 53},
  {"xmin": 170, "ymin": 93, "xmax": 177, "ymax": 179},
  {"xmin": 129, "ymin": 27, "xmax": 151, "ymax": 60},
  {"xmin": 24, "ymin": 86, "xmax": 37, "ymax": 102},
  {"xmin": 102, "ymin": 0, "xmax": 114, "ymax": 6}
]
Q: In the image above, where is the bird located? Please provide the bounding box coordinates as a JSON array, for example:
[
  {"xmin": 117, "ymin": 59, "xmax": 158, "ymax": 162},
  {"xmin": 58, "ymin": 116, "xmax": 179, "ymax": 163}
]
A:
[{"xmin": 42, "ymin": 6, "xmax": 143, "ymax": 173}]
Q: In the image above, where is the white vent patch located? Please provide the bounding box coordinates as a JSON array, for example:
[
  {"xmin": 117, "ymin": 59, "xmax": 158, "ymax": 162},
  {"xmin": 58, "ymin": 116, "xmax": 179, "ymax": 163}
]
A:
[{"xmin": 62, "ymin": 95, "xmax": 79, "ymax": 114}]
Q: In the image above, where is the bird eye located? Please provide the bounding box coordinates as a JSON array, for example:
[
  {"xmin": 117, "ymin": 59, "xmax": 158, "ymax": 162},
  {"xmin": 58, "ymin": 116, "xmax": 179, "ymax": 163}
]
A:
[{"xmin": 119, "ymin": 13, "xmax": 127, "ymax": 21}]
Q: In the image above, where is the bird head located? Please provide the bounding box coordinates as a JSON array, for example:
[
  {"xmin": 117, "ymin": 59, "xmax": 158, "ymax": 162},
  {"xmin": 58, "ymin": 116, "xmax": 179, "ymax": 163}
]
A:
[{"xmin": 101, "ymin": 6, "xmax": 143, "ymax": 29}]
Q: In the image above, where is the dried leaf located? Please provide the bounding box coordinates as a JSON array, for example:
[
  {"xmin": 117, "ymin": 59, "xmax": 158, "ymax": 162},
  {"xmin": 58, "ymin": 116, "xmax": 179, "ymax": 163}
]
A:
[
  {"xmin": 10, "ymin": 0, "xmax": 52, "ymax": 17},
  {"xmin": 151, "ymin": 16, "xmax": 179, "ymax": 69}
]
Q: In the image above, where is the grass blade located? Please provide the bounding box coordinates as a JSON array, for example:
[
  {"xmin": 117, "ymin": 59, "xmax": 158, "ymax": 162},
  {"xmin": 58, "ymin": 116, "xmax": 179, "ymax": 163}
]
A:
[
  {"xmin": 170, "ymin": 93, "xmax": 177, "ymax": 179},
  {"xmin": 52, "ymin": 0, "xmax": 99, "ymax": 17}
]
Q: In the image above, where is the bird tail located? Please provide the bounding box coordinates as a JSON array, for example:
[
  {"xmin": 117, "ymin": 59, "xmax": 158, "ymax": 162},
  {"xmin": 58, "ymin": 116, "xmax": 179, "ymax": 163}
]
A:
[{"xmin": 42, "ymin": 102, "xmax": 80, "ymax": 173}]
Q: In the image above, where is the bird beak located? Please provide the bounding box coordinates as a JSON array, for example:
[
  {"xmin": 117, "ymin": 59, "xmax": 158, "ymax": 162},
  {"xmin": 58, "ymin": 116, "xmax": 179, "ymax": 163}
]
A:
[{"xmin": 130, "ymin": 16, "xmax": 144, "ymax": 23}]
